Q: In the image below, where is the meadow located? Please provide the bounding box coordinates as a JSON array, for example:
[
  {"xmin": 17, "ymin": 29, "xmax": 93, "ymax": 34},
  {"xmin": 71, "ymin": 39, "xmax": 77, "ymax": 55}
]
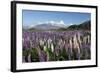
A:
[{"xmin": 22, "ymin": 30, "xmax": 91, "ymax": 62}]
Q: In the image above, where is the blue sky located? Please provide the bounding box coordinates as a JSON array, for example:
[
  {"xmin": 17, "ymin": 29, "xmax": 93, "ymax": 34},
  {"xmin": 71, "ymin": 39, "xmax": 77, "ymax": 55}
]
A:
[{"xmin": 22, "ymin": 10, "xmax": 91, "ymax": 26}]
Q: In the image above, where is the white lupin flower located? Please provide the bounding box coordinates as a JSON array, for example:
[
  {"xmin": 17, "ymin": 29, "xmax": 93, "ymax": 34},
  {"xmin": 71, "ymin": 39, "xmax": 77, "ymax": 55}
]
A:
[
  {"xmin": 87, "ymin": 35, "xmax": 90, "ymax": 44},
  {"xmin": 77, "ymin": 33, "xmax": 82, "ymax": 52},
  {"xmin": 39, "ymin": 39, "xmax": 44, "ymax": 46},
  {"xmin": 44, "ymin": 38, "xmax": 46, "ymax": 42},
  {"xmin": 73, "ymin": 34, "xmax": 78, "ymax": 49},
  {"xmin": 47, "ymin": 43, "xmax": 50, "ymax": 49},
  {"xmin": 58, "ymin": 39, "xmax": 62, "ymax": 46},
  {"xmin": 43, "ymin": 45, "xmax": 47, "ymax": 52},
  {"xmin": 47, "ymin": 38, "xmax": 52, "ymax": 48},
  {"xmin": 76, "ymin": 43, "xmax": 80, "ymax": 54},
  {"xmin": 28, "ymin": 54, "xmax": 31, "ymax": 62},
  {"xmin": 63, "ymin": 40, "xmax": 65, "ymax": 45},
  {"xmin": 73, "ymin": 34, "xmax": 80, "ymax": 55},
  {"xmin": 51, "ymin": 43, "xmax": 54, "ymax": 52},
  {"xmin": 30, "ymin": 40, "xmax": 33, "ymax": 48},
  {"xmin": 77, "ymin": 33, "xmax": 82, "ymax": 45},
  {"xmin": 49, "ymin": 38, "xmax": 52, "ymax": 43},
  {"xmin": 83, "ymin": 36, "xmax": 87, "ymax": 44},
  {"xmin": 69, "ymin": 38, "xmax": 72, "ymax": 49},
  {"xmin": 69, "ymin": 38, "xmax": 73, "ymax": 54}
]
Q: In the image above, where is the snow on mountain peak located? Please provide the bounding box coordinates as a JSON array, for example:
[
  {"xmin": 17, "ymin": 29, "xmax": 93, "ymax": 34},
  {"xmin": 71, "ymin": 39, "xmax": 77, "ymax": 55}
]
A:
[
  {"xmin": 60, "ymin": 20, "xmax": 64, "ymax": 24},
  {"xmin": 23, "ymin": 20, "xmax": 68, "ymax": 29},
  {"xmin": 37, "ymin": 20, "xmax": 66, "ymax": 27}
]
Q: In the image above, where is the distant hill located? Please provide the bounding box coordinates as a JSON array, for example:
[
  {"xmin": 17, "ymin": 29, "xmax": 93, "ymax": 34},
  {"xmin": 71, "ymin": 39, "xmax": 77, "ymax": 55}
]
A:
[
  {"xmin": 78, "ymin": 20, "xmax": 91, "ymax": 30},
  {"xmin": 65, "ymin": 20, "xmax": 91, "ymax": 30}
]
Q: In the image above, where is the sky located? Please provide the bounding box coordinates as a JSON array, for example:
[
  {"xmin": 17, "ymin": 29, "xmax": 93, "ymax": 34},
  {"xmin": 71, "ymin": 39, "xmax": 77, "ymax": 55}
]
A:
[{"xmin": 22, "ymin": 10, "xmax": 91, "ymax": 26}]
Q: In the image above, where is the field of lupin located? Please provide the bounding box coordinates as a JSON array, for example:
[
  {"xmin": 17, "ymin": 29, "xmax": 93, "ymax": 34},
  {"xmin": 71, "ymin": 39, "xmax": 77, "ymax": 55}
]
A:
[{"xmin": 22, "ymin": 30, "xmax": 91, "ymax": 62}]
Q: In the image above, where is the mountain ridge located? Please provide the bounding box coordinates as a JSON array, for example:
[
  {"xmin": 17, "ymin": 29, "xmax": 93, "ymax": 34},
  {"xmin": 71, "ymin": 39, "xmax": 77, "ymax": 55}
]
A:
[{"xmin": 23, "ymin": 20, "xmax": 90, "ymax": 31}]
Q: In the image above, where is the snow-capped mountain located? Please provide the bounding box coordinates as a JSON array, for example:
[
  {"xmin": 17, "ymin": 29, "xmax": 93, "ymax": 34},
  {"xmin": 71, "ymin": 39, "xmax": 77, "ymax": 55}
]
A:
[
  {"xmin": 25, "ymin": 20, "xmax": 68, "ymax": 30},
  {"xmin": 33, "ymin": 23, "xmax": 61, "ymax": 30},
  {"xmin": 35, "ymin": 21, "xmax": 67, "ymax": 30},
  {"xmin": 22, "ymin": 20, "xmax": 75, "ymax": 31}
]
